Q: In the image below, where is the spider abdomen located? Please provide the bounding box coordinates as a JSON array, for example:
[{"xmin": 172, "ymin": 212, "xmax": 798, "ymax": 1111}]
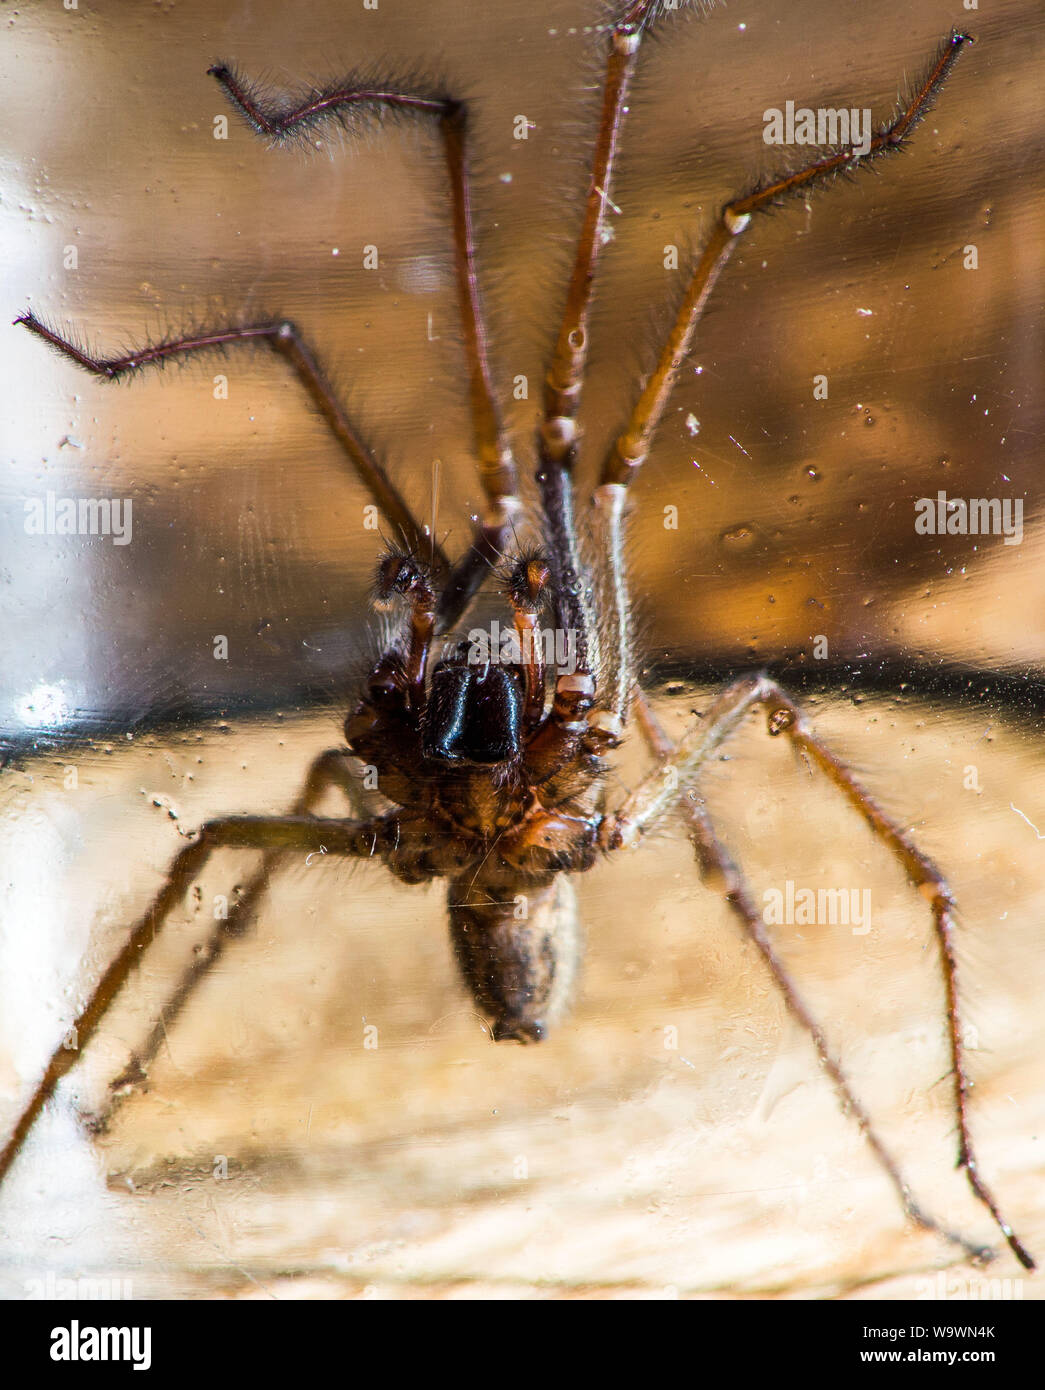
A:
[{"xmin": 448, "ymin": 875, "xmax": 581, "ymax": 1043}]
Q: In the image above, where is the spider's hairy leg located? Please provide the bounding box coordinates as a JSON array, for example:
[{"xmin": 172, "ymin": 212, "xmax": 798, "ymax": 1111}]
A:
[
  {"xmin": 749, "ymin": 683, "xmax": 1037, "ymax": 1272},
  {"xmin": 87, "ymin": 748, "xmax": 368, "ymax": 1138},
  {"xmin": 0, "ymin": 803, "xmax": 390, "ymax": 1189},
  {"xmin": 435, "ymin": 98, "xmax": 521, "ymax": 629},
  {"xmin": 589, "ymin": 482, "xmax": 632, "ymax": 732},
  {"xmin": 533, "ymin": 2, "xmax": 670, "ymax": 726},
  {"xmin": 681, "ymin": 792, "xmax": 994, "ymax": 1269},
  {"xmin": 504, "ymin": 552, "xmax": 554, "ymax": 728},
  {"xmin": 604, "ymin": 685, "xmax": 1035, "ymax": 1270},
  {"xmin": 531, "ymin": 0, "xmax": 672, "ymax": 740},
  {"xmin": 535, "ymin": 1, "xmax": 710, "ymax": 745},
  {"xmin": 373, "ymin": 551, "xmax": 437, "ymax": 703},
  {"xmin": 206, "ymin": 64, "xmax": 518, "ymax": 633},
  {"xmin": 17, "ymin": 313, "xmax": 443, "ymax": 570},
  {"xmin": 583, "ymin": 33, "xmax": 973, "ymax": 744},
  {"xmin": 539, "ymin": 0, "xmax": 659, "ymax": 464},
  {"xmin": 599, "ymin": 29, "xmax": 973, "ymax": 490},
  {"xmin": 601, "ymin": 672, "xmax": 768, "ymax": 849}
]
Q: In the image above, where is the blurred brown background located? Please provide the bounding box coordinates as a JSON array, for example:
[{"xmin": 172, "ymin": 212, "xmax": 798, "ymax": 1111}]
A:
[{"xmin": 1, "ymin": 0, "xmax": 1043, "ymax": 1301}]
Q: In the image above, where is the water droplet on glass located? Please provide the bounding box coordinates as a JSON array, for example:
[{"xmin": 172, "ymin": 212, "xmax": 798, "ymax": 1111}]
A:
[{"xmin": 721, "ymin": 523, "xmax": 756, "ymax": 551}]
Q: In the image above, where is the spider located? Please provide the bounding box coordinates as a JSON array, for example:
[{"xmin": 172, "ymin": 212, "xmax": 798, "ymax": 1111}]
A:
[{"xmin": 2, "ymin": 0, "xmax": 1034, "ymax": 1274}]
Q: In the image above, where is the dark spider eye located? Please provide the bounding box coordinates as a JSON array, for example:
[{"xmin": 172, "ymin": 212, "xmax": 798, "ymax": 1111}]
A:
[{"xmin": 422, "ymin": 664, "xmax": 522, "ymax": 764}]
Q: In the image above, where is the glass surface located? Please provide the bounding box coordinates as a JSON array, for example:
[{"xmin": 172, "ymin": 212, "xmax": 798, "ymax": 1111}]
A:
[{"xmin": 1, "ymin": 0, "xmax": 1042, "ymax": 1299}]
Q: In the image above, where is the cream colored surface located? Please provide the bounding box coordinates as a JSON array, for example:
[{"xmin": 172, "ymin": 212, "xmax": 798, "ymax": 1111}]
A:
[{"xmin": 1, "ymin": 692, "xmax": 1041, "ymax": 1298}]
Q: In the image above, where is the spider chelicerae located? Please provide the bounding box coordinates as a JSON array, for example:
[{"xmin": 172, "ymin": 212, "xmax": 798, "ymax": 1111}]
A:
[{"xmin": 2, "ymin": 1, "xmax": 1034, "ymax": 1271}]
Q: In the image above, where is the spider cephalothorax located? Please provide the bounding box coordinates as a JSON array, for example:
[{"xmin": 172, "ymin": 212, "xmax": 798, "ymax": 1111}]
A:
[{"xmin": 344, "ymin": 551, "xmax": 612, "ymax": 1040}]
